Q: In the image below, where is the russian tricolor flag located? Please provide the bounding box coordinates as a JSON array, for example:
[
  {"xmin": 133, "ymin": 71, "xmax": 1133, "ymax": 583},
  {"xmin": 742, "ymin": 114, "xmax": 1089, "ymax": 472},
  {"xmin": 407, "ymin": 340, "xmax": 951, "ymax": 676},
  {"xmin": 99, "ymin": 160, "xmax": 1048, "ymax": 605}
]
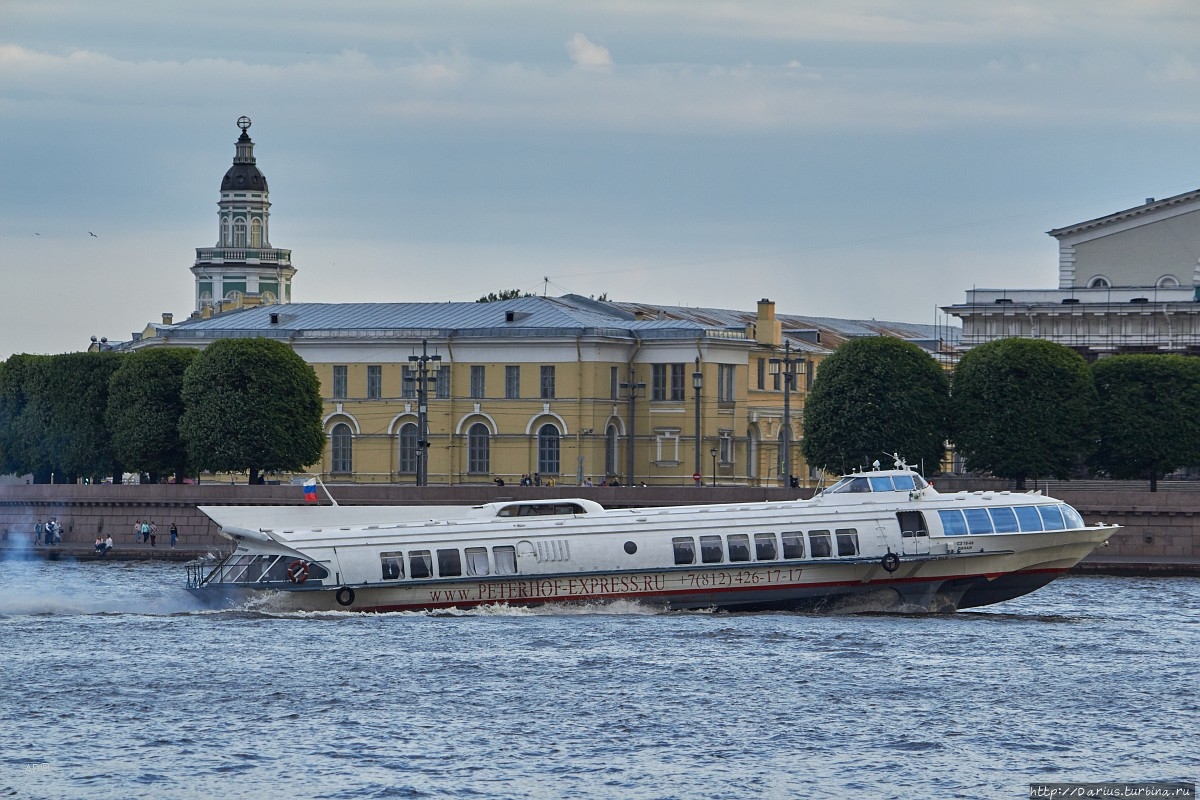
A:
[{"xmin": 303, "ymin": 478, "xmax": 318, "ymax": 504}]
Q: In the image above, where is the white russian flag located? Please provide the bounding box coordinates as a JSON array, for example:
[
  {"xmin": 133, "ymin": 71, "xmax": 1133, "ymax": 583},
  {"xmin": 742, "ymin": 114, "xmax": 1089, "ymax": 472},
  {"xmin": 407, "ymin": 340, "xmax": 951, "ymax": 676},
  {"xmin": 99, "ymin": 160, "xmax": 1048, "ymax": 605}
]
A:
[{"xmin": 303, "ymin": 478, "xmax": 318, "ymax": 503}]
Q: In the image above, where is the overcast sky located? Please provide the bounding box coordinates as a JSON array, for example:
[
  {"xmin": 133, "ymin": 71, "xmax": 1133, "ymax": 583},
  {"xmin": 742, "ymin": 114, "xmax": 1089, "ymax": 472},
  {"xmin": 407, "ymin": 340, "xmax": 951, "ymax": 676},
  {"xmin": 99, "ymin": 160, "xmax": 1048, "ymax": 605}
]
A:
[{"xmin": 2, "ymin": 1, "xmax": 1198, "ymax": 359}]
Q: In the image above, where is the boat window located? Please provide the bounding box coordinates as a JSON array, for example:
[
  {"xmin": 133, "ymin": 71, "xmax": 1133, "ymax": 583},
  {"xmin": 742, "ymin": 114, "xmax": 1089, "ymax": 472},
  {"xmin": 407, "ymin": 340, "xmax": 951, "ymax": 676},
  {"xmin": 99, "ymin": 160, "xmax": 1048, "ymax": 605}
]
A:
[
  {"xmin": 781, "ymin": 532, "xmax": 804, "ymax": 559},
  {"xmin": 409, "ymin": 550, "xmax": 433, "ymax": 579},
  {"xmin": 754, "ymin": 533, "xmax": 778, "ymax": 560},
  {"xmin": 381, "ymin": 551, "xmax": 404, "ymax": 580},
  {"xmin": 989, "ymin": 507, "xmax": 1019, "ymax": 533},
  {"xmin": 498, "ymin": 502, "xmax": 587, "ymax": 518},
  {"xmin": 868, "ymin": 476, "xmax": 895, "ymax": 492},
  {"xmin": 835, "ymin": 528, "xmax": 859, "ymax": 556},
  {"xmin": 493, "ymin": 545, "xmax": 517, "ymax": 575},
  {"xmin": 827, "ymin": 477, "xmax": 870, "ymax": 494},
  {"xmin": 808, "ymin": 530, "xmax": 832, "ymax": 558},
  {"xmin": 1013, "ymin": 506, "xmax": 1043, "ymax": 532},
  {"xmin": 938, "ymin": 509, "xmax": 968, "ymax": 536},
  {"xmin": 1060, "ymin": 504, "xmax": 1085, "ymax": 529},
  {"xmin": 1038, "ymin": 505, "xmax": 1065, "ymax": 531},
  {"xmin": 700, "ymin": 535, "xmax": 724, "ymax": 563},
  {"xmin": 465, "ymin": 547, "xmax": 489, "ymax": 577},
  {"xmin": 438, "ymin": 549, "xmax": 462, "ymax": 577},
  {"xmin": 964, "ymin": 508, "xmax": 994, "ymax": 535},
  {"xmin": 892, "ymin": 474, "xmax": 916, "ymax": 491},
  {"xmin": 672, "ymin": 537, "xmax": 696, "ymax": 565},
  {"xmin": 727, "ymin": 534, "xmax": 751, "ymax": 562}
]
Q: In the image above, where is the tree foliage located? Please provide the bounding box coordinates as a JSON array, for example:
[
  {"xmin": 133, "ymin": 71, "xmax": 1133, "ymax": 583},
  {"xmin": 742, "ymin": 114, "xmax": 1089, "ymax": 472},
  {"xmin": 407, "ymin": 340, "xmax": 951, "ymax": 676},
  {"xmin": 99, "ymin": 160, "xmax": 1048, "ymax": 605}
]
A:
[
  {"xmin": 0, "ymin": 353, "xmax": 124, "ymax": 482},
  {"xmin": 0, "ymin": 354, "xmax": 52, "ymax": 482},
  {"xmin": 951, "ymin": 338, "xmax": 1095, "ymax": 487},
  {"xmin": 107, "ymin": 347, "xmax": 198, "ymax": 483},
  {"xmin": 180, "ymin": 338, "xmax": 324, "ymax": 483},
  {"xmin": 476, "ymin": 289, "xmax": 532, "ymax": 302},
  {"xmin": 1090, "ymin": 354, "xmax": 1200, "ymax": 490},
  {"xmin": 802, "ymin": 336, "xmax": 950, "ymax": 475}
]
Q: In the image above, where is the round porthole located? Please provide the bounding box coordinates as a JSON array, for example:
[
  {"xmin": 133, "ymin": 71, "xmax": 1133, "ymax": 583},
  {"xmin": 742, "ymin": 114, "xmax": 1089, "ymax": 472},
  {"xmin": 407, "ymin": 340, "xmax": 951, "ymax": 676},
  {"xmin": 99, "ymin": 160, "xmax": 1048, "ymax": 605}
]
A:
[{"xmin": 624, "ymin": 541, "xmax": 637, "ymax": 554}]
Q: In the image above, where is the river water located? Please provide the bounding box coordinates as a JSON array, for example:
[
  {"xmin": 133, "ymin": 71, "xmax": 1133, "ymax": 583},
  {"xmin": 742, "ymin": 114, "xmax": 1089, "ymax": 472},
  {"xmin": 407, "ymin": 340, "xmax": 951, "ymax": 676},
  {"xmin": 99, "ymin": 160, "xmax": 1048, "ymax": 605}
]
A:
[{"xmin": 0, "ymin": 559, "xmax": 1195, "ymax": 800}]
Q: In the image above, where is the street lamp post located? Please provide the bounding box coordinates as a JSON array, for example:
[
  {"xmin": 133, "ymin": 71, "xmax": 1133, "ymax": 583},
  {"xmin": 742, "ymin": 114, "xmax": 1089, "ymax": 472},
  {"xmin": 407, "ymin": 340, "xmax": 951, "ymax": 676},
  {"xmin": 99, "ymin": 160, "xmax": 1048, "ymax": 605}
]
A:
[
  {"xmin": 710, "ymin": 447, "xmax": 719, "ymax": 488},
  {"xmin": 693, "ymin": 358, "xmax": 703, "ymax": 487},
  {"xmin": 619, "ymin": 365, "xmax": 645, "ymax": 485},
  {"xmin": 769, "ymin": 340, "xmax": 802, "ymax": 488},
  {"xmin": 405, "ymin": 339, "xmax": 441, "ymax": 487}
]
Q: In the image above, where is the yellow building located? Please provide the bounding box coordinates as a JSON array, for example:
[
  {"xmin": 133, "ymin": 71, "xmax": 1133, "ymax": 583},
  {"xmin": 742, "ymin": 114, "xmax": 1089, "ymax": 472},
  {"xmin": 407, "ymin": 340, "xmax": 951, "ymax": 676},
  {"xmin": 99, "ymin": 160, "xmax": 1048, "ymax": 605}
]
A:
[{"xmin": 131, "ymin": 294, "xmax": 953, "ymax": 487}]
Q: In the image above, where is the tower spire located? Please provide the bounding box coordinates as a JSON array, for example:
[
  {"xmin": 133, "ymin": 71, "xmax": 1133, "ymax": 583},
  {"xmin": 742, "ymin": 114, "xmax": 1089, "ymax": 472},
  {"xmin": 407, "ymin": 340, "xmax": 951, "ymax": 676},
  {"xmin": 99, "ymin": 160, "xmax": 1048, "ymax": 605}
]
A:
[{"xmin": 190, "ymin": 117, "xmax": 296, "ymax": 315}]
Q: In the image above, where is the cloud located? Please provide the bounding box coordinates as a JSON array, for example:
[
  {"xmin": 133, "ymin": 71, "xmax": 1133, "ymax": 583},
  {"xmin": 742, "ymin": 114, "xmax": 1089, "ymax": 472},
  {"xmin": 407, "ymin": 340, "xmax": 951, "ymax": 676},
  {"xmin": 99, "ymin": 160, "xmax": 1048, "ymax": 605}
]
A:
[{"xmin": 565, "ymin": 34, "xmax": 612, "ymax": 71}]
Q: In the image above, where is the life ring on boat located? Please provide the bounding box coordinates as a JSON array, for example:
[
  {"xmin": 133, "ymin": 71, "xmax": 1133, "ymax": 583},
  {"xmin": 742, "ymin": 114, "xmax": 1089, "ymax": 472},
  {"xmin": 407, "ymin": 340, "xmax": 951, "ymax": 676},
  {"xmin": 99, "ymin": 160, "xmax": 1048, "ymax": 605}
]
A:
[
  {"xmin": 335, "ymin": 586, "xmax": 356, "ymax": 607},
  {"xmin": 287, "ymin": 560, "xmax": 310, "ymax": 584},
  {"xmin": 881, "ymin": 552, "xmax": 901, "ymax": 573}
]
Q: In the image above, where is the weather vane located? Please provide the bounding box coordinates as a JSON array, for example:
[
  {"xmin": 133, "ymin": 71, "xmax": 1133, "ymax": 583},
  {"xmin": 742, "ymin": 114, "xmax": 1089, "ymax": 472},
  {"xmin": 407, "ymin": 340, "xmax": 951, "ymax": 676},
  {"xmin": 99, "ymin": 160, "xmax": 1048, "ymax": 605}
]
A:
[{"xmin": 237, "ymin": 116, "xmax": 252, "ymax": 133}]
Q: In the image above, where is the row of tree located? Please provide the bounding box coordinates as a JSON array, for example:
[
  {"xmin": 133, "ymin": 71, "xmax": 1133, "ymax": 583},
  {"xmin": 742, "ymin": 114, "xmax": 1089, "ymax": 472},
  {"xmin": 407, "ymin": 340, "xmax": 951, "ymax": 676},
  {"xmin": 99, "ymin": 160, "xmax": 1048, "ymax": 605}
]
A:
[
  {"xmin": 0, "ymin": 338, "xmax": 325, "ymax": 485},
  {"xmin": 802, "ymin": 336, "xmax": 1200, "ymax": 490}
]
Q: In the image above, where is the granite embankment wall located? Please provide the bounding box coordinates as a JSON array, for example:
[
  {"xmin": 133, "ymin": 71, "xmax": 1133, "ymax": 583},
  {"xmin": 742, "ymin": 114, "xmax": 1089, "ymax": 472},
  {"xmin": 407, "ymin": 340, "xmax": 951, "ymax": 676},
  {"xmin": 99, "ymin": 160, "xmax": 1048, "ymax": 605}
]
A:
[{"xmin": 1, "ymin": 482, "xmax": 1197, "ymax": 573}]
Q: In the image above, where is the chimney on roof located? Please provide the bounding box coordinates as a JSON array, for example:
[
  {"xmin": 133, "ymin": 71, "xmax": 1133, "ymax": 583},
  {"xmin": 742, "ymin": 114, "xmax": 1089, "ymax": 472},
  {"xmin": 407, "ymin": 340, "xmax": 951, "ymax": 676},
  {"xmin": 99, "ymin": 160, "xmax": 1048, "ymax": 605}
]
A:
[
  {"xmin": 1146, "ymin": 197, "xmax": 1155, "ymax": 204},
  {"xmin": 161, "ymin": 313, "xmax": 173, "ymax": 325},
  {"xmin": 755, "ymin": 298, "xmax": 782, "ymax": 347},
  {"xmin": 269, "ymin": 312, "xmax": 280, "ymax": 324}
]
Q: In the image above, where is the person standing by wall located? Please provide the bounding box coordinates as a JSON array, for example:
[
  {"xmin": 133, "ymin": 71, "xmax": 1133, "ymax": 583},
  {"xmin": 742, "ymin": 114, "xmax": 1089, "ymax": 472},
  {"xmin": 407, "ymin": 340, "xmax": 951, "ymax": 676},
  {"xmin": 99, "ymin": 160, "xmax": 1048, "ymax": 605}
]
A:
[{"xmin": 170, "ymin": 523, "xmax": 178, "ymax": 549}]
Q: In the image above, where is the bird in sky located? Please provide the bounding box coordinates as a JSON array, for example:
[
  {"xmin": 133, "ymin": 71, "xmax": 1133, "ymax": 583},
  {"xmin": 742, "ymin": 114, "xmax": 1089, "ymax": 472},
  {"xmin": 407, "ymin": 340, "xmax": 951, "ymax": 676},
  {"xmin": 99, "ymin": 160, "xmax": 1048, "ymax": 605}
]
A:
[{"xmin": 89, "ymin": 231, "xmax": 98, "ymax": 237}]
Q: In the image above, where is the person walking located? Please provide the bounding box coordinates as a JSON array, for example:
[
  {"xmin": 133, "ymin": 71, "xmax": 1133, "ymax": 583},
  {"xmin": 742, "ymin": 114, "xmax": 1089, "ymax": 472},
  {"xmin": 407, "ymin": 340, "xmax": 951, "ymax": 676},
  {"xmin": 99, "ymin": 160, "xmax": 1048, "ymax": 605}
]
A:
[
  {"xmin": 34, "ymin": 519, "xmax": 43, "ymax": 545},
  {"xmin": 169, "ymin": 523, "xmax": 178, "ymax": 549},
  {"xmin": 134, "ymin": 519, "xmax": 143, "ymax": 543},
  {"xmin": 149, "ymin": 521, "xmax": 157, "ymax": 547}
]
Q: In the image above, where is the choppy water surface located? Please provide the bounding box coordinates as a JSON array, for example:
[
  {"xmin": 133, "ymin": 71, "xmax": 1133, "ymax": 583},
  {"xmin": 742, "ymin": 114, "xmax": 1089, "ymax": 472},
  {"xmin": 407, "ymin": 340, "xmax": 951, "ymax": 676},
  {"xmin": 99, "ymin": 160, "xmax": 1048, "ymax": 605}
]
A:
[{"xmin": 0, "ymin": 560, "xmax": 1195, "ymax": 800}]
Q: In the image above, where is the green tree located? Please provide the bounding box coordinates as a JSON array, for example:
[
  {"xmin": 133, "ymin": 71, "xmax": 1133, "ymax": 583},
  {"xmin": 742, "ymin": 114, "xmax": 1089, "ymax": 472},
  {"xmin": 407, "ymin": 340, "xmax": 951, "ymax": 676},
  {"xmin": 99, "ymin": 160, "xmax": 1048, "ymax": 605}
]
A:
[
  {"xmin": 1090, "ymin": 354, "xmax": 1200, "ymax": 491},
  {"xmin": 0, "ymin": 354, "xmax": 53, "ymax": 482},
  {"xmin": 180, "ymin": 338, "xmax": 325, "ymax": 483},
  {"xmin": 42, "ymin": 352, "xmax": 125, "ymax": 482},
  {"xmin": 107, "ymin": 347, "xmax": 198, "ymax": 483},
  {"xmin": 951, "ymin": 338, "xmax": 1095, "ymax": 489},
  {"xmin": 802, "ymin": 336, "xmax": 949, "ymax": 476},
  {"xmin": 476, "ymin": 289, "xmax": 531, "ymax": 302}
]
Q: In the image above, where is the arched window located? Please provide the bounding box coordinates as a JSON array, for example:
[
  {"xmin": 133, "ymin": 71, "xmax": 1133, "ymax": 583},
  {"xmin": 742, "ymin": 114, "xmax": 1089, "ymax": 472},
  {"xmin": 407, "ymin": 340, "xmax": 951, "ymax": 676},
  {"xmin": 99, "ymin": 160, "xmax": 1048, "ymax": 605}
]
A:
[
  {"xmin": 1087, "ymin": 276, "xmax": 1110, "ymax": 289},
  {"xmin": 233, "ymin": 217, "xmax": 247, "ymax": 247},
  {"xmin": 605, "ymin": 425, "xmax": 619, "ymax": 477},
  {"xmin": 538, "ymin": 424, "xmax": 560, "ymax": 476},
  {"xmin": 250, "ymin": 218, "xmax": 262, "ymax": 248},
  {"xmin": 398, "ymin": 423, "xmax": 418, "ymax": 474},
  {"xmin": 331, "ymin": 423, "xmax": 353, "ymax": 474},
  {"xmin": 467, "ymin": 423, "xmax": 490, "ymax": 474}
]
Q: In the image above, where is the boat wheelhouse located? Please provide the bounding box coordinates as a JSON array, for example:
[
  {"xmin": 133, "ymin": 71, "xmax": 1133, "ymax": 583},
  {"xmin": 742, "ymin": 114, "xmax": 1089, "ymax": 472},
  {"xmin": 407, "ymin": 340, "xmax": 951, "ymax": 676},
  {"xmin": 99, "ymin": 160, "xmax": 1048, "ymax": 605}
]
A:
[{"xmin": 186, "ymin": 465, "xmax": 1114, "ymax": 613}]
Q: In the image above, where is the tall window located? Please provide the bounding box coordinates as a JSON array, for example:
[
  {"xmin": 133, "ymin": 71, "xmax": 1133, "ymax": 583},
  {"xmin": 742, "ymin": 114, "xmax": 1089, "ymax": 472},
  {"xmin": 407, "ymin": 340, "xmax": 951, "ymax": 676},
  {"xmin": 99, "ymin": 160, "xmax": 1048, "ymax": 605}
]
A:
[
  {"xmin": 331, "ymin": 423, "xmax": 353, "ymax": 473},
  {"xmin": 670, "ymin": 363, "xmax": 685, "ymax": 400},
  {"xmin": 398, "ymin": 423, "xmax": 418, "ymax": 473},
  {"xmin": 467, "ymin": 423, "xmax": 490, "ymax": 474},
  {"xmin": 717, "ymin": 364, "xmax": 735, "ymax": 403},
  {"xmin": 652, "ymin": 364, "xmax": 668, "ymax": 400},
  {"xmin": 367, "ymin": 365, "xmax": 382, "ymax": 400},
  {"xmin": 401, "ymin": 367, "xmax": 416, "ymax": 399},
  {"xmin": 436, "ymin": 365, "xmax": 450, "ymax": 399},
  {"xmin": 233, "ymin": 217, "xmax": 246, "ymax": 247},
  {"xmin": 605, "ymin": 425, "xmax": 619, "ymax": 476},
  {"xmin": 720, "ymin": 430, "xmax": 733, "ymax": 464},
  {"xmin": 505, "ymin": 366, "xmax": 520, "ymax": 399},
  {"xmin": 537, "ymin": 424, "xmax": 560, "ymax": 475},
  {"xmin": 610, "ymin": 367, "xmax": 619, "ymax": 400},
  {"xmin": 540, "ymin": 366, "xmax": 555, "ymax": 399},
  {"xmin": 250, "ymin": 218, "xmax": 262, "ymax": 248},
  {"xmin": 756, "ymin": 358, "xmax": 765, "ymax": 390},
  {"xmin": 332, "ymin": 365, "xmax": 348, "ymax": 399},
  {"xmin": 470, "ymin": 365, "xmax": 485, "ymax": 399}
]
